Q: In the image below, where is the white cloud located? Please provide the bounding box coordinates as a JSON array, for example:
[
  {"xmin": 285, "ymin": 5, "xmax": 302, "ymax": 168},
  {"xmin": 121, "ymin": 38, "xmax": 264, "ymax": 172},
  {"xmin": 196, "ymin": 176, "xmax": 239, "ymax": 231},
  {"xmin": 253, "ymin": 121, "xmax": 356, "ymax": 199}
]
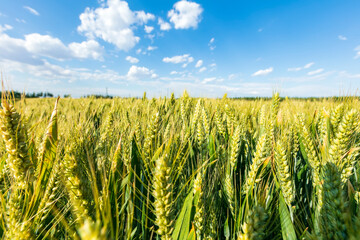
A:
[
  {"xmin": 275, "ymin": 71, "xmax": 336, "ymax": 84},
  {"xmin": 202, "ymin": 77, "xmax": 216, "ymax": 84},
  {"xmin": 199, "ymin": 67, "xmax": 206, "ymax": 72},
  {"xmin": 146, "ymin": 34, "xmax": 155, "ymax": 40},
  {"xmin": 168, "ymin": 70, "xmax": 187, "ymax": 76},
  {"xmin": 228, "ymin": 74, "xmax": 236, "ymax": 80},
  {"xmin": 354, "ymin": 46, "xmax": 360, "ymax": 59},
  {"xmin": 0, "ymin": 33, "xmax": 43, "ymax": 65},
  {"xmin": 125, "ymin": 56, "xmax": 139, "ymax": 63},
  {"xmin": 287, "ymin": 67, "xmax": 302, "ymax": 72},
  {"xmin": 1, "ymin": 59, "xmax": 162, "ymax": 88},
  {"xmin": 163, "ymin": 54, "xmax": 194, "ymax": 64},
  {"xmin": 158, "ymin": 17, "xmax": 171, "ymax": 31},
  {"xmin": 24, "ymin": 33, "xmax": 71, "ymax": 60},
  {"xmin": 127, "ymin": 65, "xmax": 157, "ymax": 80},
  {"xmin": 338, "ymin": 71, "xmax": 360, "ymax": 79},
  {"xmin": 202, "ymin": 77, "xmax": 224, "ymax": 84},
  {"xmin": 24, "ymin": 6, "xmax": 39, "ymax": 16},
  {"xmin": 210, "ymin": 63, "xmax": 216, "ymax": 68},
  {"xmin": 68, "ymin": 40, "xmax": 104, "ymax": 60},
  {"xmin": 208, "ymin": 37, "xmax": 216, "ymax": 50},
  {"xmin": 135, "ymin": 11, "xmax": 155, "ymax": 23},
  {"xmin": 251, "ymin": 67, "xmax": 273, "ymax": 77},
  {"xmin": 147, "ymin": 46, "xmax": 157, "ymax": 51},
  {"xmin": 98, "ymin": 0, "xmax": 106, "ymax": 7},
  {"xmin": 0, "ymin": 32, "xmax": 103, "ymax": 62},
  {"xmin": 24, "ymin": 33, "xmax": 103, "ymax": 60},
  {"xmin": 1, "ymin": 58, "xmax": 129, "ymax": 86},
  {"xmin": 338, "ymin": 35, "xmax": 347, "ymax": 41},
  {"xmin": 16, "ymin": 18, "xmax": 26, "ymax": 23},
  {"xmin": 168, "ymin": 0, "xmax": 203, "ymax": 29},
  {"xmin": 78, "ymin": 0, "xmax": 154, "ymax": 51},
  {"xmin": 144, "ymin": 25, "xmax": 154, "ymax": 33},
  {"xmin": 195, "ymin": 59, "xmax": 203, "ymax": 68},
  {"xmin": 288, "ymin": 62, "xmax": 314, "ymax": 71},
  {"xmin": 307, "ymin": 68, "xmax": 324, "ymax": 75},
  {"xmin": 304, "ymin": 62, "xmax": 314, "ymax": 69},
  {"xmin": 0, "ymin": 24, "xmax": 12, "ymax": 33}
]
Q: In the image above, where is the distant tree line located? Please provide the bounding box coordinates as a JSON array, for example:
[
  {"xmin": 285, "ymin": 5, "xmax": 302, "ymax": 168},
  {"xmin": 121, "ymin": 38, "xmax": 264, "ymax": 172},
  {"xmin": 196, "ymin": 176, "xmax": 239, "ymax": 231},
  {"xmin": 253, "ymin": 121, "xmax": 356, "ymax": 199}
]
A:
[
  {"xmin": 1, "ymin": 91, "xmax": 54, "ymax": 99},
  {"xmin": 83, "ymin": 94, "xmax": 113, "ymax": 99},
  {"xmin": 231, "ymin": 96, "xmax": 358, "ymax": 101}
]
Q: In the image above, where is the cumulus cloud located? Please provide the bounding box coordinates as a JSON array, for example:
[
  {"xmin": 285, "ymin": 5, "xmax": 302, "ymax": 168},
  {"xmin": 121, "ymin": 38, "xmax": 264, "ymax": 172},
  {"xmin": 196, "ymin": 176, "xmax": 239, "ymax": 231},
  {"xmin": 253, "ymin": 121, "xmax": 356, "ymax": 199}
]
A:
[
  {"xmin": 125, "ymin": 56, "xmax": 139, "ymax": 63},
  {"xmin": 195, "ymin": 59, "xmax": 203, "ymax": 68},
  {"xmin": 307, "ymin": 68, "xmax": 324, "ymax": 76},
  {"xmin": 0, "ymin": 33, "xmax": 43, "ymax": 65},
  {"xmin": 78, "ymin": 0, "xmax": 155, "ymax": 51},
  {"xmin": 68, "ymin": 40, "xmax": 104, "ymax": 60},
  {"xmin": 24, "ymin": 6, "xmax": 39, "ymax": 16},
  {"xmin": 0, "ymin": 35, "xmax": 160, "ymax": 87},
  {"xmin": 168, "ymin": 0, "xmax": 203, "ymax": 29},
  {"xmin": 135, "ymin": 11, "xmax": 155, "ymax": 23},
  {"xmin": 251, "ymin": 67, "xmax": 273, "ymax": 77},
  {"xmin": 338, "ymin": 35, "xmax": 347, "ymax": 41},
  {"xmin": 158, "ymin": 17, "xmax": 171, "ymax": 31},
  {"xmin": 126, "ymin": 65, "xmax": 157, "ymax": 80},
  {"xmin": 288, "ymin": 62, "xmax": 314, "ymax": 71},
  {"xmin": 0, "ymin": 31, "xmax": 104, "ymax": 62},
  {"xmin": 144, "ymin": 25, "xmax": 154, "ymax": 33},
  {"xmin": 163, "ymin": 54, "xmax": 194, "ymax": 64},
  {"xmin": 24, "ymin": 33, "xmax": 103, "ymax": 60},
  {"xmin": 24, "ymin": 33, "xmax": 71, "ymax": 60}
]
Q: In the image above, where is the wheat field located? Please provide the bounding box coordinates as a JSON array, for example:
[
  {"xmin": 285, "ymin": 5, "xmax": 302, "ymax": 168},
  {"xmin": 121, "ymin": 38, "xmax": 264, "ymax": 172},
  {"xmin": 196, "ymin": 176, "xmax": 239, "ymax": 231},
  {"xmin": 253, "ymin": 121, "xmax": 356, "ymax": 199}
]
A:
[{"xmin": 0, "ymin": 92, "xmax": 359, "ymax": 239}]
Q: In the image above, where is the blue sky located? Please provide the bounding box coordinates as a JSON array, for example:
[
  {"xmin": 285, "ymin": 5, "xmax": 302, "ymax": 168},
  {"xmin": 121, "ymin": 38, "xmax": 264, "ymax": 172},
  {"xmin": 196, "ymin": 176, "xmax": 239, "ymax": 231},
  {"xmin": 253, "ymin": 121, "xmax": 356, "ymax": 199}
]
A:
[{"xmin": 1, "ymin": 0, "xmax": 360, "ymax": 97}]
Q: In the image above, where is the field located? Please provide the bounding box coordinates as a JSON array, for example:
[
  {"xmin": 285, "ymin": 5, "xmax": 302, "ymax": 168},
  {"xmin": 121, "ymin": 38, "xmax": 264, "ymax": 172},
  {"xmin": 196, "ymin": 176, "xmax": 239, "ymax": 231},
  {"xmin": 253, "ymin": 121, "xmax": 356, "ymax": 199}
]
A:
[{"xmin": 0, "ymin": 92, "xmax": 359, "ymax": 239}]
